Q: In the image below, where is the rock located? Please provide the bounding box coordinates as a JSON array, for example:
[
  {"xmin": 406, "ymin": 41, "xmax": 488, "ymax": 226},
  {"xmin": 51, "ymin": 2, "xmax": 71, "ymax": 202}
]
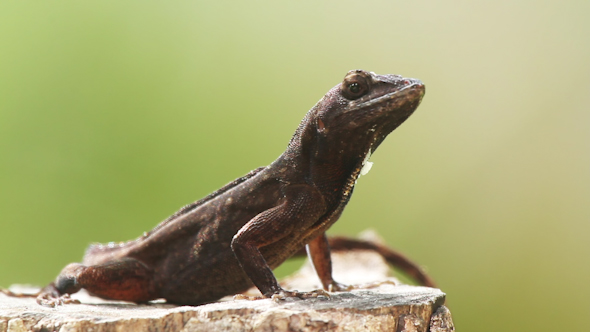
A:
[{"xmin": 0, "ymin": 249, "xmax": 454, "ymax": 331}]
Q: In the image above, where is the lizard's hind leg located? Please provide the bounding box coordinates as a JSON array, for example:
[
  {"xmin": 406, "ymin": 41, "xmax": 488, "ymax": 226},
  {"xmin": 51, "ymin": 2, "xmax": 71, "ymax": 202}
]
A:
[{"xmin": 38, "ymin": 257, "xmax": 158, "ymax": 306}]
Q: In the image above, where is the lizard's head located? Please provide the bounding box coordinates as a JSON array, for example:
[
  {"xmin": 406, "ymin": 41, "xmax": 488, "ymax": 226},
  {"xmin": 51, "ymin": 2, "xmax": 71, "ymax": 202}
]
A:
[
  {"xmin": 302, "ymin": 70, "xmax": 424, "ymax": 163},
  {"xmin": 285, "ymin": 69, "xmax": 424, "ymax": 190},
  {"xmin": 321, "ymin": 69, "xmax": 424, "ymax": 150}
]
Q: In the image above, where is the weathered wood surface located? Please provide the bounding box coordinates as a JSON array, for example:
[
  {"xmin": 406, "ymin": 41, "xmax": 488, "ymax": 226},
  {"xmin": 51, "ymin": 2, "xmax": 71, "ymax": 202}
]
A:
[{"xmin": 0, "ymin": 248, "xmax": 454, "ymax": 332}]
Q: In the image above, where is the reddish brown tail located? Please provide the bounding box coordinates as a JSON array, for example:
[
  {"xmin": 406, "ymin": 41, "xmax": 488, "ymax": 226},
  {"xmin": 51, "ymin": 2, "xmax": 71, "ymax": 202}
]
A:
[{"xmin": 294, "ymin": 236, "xmax": 437, "ymax": 288}]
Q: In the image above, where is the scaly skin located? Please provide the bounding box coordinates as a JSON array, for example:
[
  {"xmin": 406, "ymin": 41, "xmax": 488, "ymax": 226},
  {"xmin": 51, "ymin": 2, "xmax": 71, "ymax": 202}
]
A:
[{"xmin": 7, "ymin": 70, "xmax": 427, "ymax": 306}]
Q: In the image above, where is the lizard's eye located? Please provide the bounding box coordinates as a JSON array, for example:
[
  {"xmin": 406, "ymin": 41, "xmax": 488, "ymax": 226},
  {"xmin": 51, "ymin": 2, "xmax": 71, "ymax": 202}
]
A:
[
  {"xmin": 341, "ymin": 71, "xmax": 371, "ymax": 100},
  {"xmin": 348, "ymin": 83, "xmax": 361, "ymax": 94}
]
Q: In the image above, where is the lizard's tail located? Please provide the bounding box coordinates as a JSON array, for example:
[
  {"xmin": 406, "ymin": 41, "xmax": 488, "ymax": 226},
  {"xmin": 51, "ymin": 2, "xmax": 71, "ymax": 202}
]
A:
[
  {"xmin": 293, "ymin": 236, "xmax": 437, "ymax": 288},
  {"xmin": 0, "ymin": 287, "xmax": 40, "ymax": 298},
  {"xmin": 327, "ymin": 236, "xmax": 437, "ymax": 288}
]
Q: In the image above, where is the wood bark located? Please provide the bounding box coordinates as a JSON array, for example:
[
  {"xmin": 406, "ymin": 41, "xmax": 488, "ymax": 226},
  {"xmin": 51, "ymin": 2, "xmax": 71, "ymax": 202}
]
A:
[{"xmin": 1, "ymin": 247, "xmax": 454, "ymax": 332}]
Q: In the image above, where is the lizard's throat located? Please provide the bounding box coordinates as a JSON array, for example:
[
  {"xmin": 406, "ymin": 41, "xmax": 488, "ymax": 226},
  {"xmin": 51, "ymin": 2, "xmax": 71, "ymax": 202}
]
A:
[{"xmin": 339, "ymin": 142, "xmax": 376, "ymax": 204}]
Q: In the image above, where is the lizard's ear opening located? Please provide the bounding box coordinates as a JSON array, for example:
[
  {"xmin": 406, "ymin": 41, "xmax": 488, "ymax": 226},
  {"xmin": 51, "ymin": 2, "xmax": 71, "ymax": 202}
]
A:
[{"xmin": 317, "ymin": 118, "xmax": 326, "ymax": 134}]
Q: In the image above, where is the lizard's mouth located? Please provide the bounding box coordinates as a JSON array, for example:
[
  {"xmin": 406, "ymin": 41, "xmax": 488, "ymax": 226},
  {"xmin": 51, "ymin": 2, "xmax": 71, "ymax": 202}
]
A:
[
  {"xmin": 346, "ymin": 81, "xmax": 424, "ymax": 185},
  {"xmin": 351, "ymin": 81, "xmax": 425, "ymax": 113}
]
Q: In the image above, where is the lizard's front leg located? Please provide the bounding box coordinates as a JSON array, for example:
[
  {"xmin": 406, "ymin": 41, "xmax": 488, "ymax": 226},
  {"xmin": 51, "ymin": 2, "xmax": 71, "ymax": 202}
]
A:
[
  {"xmin": 231, "ymin": 184, "xmax": 327, "ymax": 299},
  {"xmin": 306, "ymin": 233, "xmax": 352, "ymax": 292}
]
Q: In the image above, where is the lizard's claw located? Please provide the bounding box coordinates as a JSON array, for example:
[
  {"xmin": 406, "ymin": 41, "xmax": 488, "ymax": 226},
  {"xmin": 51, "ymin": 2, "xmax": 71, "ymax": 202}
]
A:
[
  {"xmin": 36, "ymin": 293, "xmax": 80, "ymax": 308},
  {"xmin": 328, "ymin": 282, "xmax": 354, "ymax": 292}
]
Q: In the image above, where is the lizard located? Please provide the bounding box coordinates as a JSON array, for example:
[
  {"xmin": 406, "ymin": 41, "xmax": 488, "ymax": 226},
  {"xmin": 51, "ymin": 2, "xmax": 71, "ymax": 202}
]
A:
[{"xmin": 1, "ymin": 69, "xmax": 429, "ymax": 306}]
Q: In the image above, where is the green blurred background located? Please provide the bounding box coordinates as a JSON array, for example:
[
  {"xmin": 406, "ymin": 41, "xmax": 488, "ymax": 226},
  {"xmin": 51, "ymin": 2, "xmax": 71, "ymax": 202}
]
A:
[{"xmin": 1, "ymin": 1, "xmax": 588, "ymax": 330}]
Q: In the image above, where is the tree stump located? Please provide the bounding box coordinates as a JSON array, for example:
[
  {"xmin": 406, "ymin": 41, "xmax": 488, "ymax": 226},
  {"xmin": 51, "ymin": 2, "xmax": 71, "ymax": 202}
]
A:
[{"xmin": 0, "ymin": 247, "xmax": 454, "ymax": 332}]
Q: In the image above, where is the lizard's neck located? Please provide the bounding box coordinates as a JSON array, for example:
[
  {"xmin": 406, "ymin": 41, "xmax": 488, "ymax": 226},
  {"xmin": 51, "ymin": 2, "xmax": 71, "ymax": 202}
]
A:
[{"xmin": 279, "ymin": 112, "xmax": 377, "ymax": 206}]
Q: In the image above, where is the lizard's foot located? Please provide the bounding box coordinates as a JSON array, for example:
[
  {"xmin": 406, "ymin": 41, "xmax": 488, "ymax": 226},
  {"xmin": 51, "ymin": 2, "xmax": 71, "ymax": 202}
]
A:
[
  {"xmin": 35, "ymin": 282, "xmax": 81, "ymax": 307},
  {"xmin": 327, "ymin": 281, "xmax": 354, "ymax": 292},
  {"xmin": 36, "ymin": 293, "xmax": 80, "ymax": 308},
  {"xmin": 271, "ymin": 289, "xmax": 330, "ymax": 302}
]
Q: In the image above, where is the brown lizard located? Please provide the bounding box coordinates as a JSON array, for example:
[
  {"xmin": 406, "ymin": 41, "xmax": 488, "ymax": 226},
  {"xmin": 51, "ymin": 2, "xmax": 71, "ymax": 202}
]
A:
[{"xmin": 1, "ymin": 70, "xmax": 431, "ymax": 306}]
